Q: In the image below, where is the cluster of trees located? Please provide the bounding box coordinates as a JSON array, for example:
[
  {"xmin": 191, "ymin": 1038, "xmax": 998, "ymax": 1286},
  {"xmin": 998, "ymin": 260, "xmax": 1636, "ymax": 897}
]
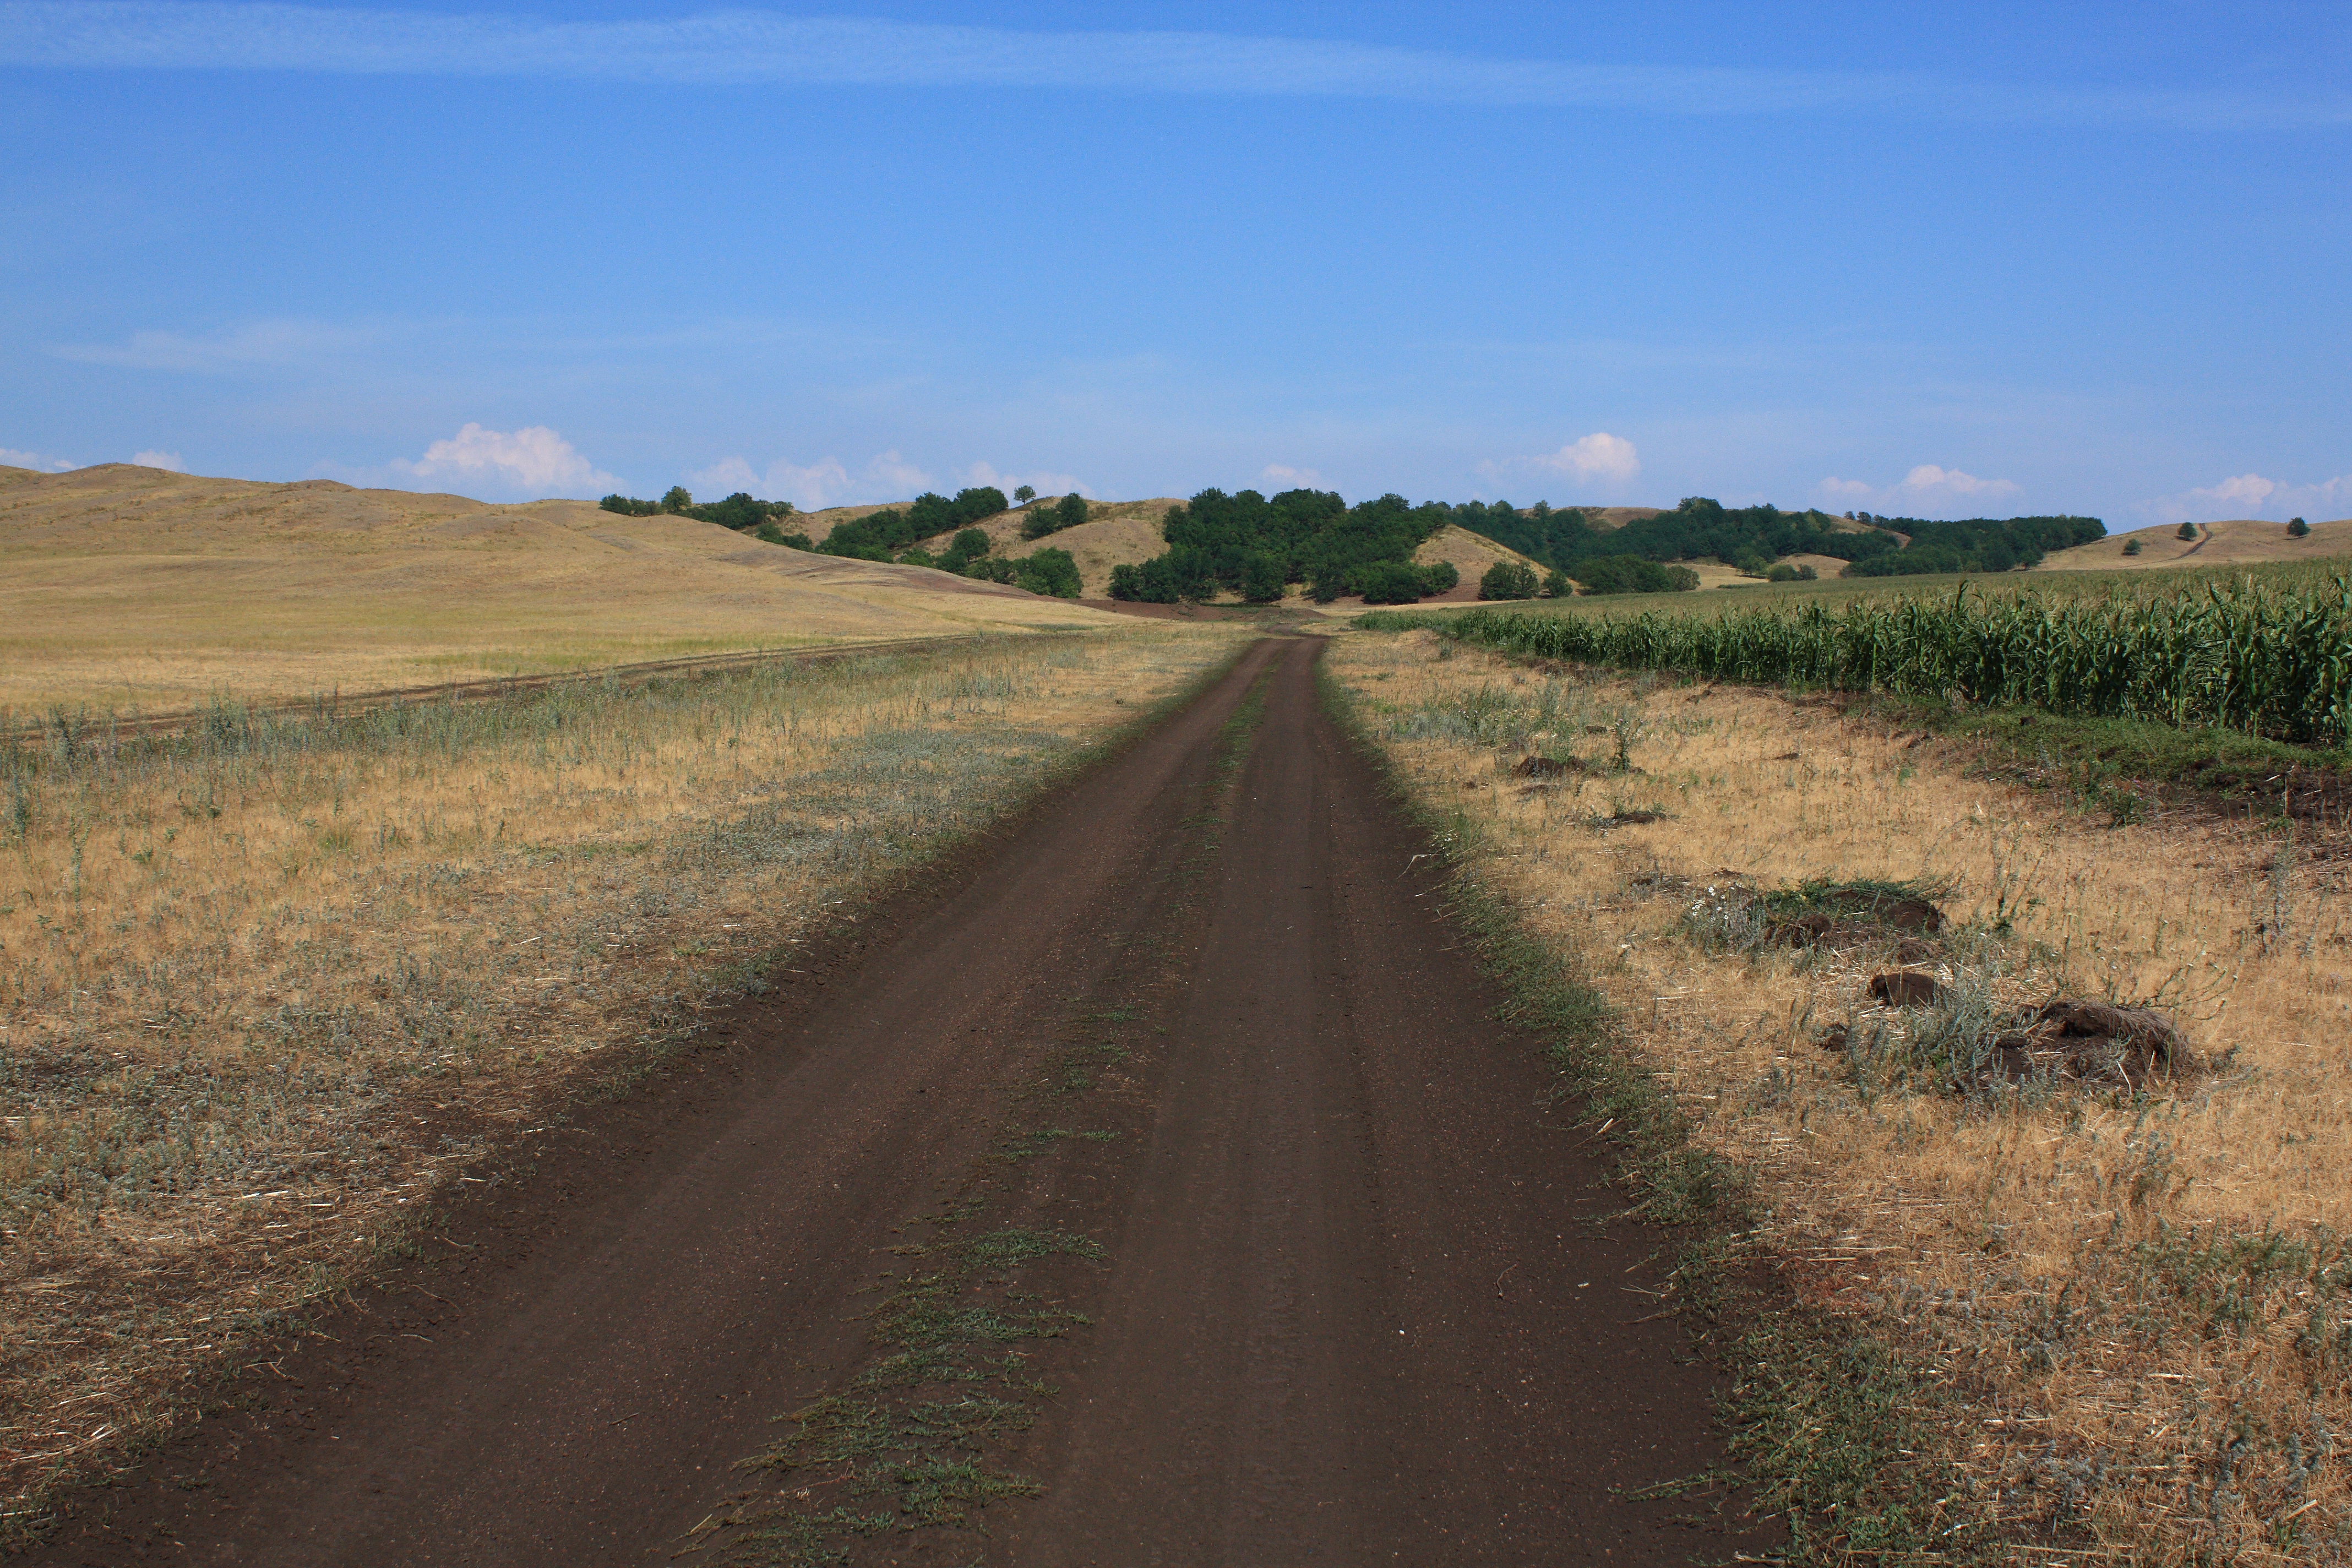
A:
[
  {"xmin": 1842, "ymin": 514, "xmax": 2107, "ymax": 576},
  {"xmin": 1108, "ymin": 488, "xmax": 1458, "ymax": 604},
  {"xmin": 1021, "ymin": 492, "xmax": 1091, "ymax": 540},
  {"xmin": 812, "ymin": 487, "xmax": 1010, "ymax": 561},
  {"xmin": 1477, "ymin": 559, "xmax": 1576, "ymax": 600},
  {"xmin": 600, "ymin": 487, "xmax": 810, "ymax": 546},
  {"xmin": 1577, "ymin": 556, "xmax": 1702, "ymax": 595}
]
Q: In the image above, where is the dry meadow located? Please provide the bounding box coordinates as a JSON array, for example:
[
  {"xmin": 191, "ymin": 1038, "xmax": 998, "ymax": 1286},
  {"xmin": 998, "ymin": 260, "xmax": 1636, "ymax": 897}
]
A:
[
  {"xmin": 0, "ymin": 627, "xmax": 1246, "ymax": 1522},
  {"xmin": 1330, "ymin": 626, "xmax": 2352, "ymax": 1565}
]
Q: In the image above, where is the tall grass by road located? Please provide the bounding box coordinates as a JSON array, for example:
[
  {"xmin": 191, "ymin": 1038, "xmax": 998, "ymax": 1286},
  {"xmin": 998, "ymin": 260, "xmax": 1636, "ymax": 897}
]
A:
[
  {"xmin": 0, "ymin": 628, "xmax": 1245, "ymax": 1528},
  {"xmin": 1370, "ymin": 568, "xmax": 2352, "ymax": 746}
]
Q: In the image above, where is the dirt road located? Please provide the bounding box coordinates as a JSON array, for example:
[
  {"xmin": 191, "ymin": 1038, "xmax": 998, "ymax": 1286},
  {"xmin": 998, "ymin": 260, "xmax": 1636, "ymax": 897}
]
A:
[{"xmin": 36, "ymin": 638, "xmax": 1767, "ymax": 1565}]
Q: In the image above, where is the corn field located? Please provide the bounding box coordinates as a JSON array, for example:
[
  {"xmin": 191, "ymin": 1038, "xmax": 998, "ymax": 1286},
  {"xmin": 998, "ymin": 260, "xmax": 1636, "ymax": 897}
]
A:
[{"xmin": 1366, "ymin": 575, "xmax": 2352, "ymax": 744}]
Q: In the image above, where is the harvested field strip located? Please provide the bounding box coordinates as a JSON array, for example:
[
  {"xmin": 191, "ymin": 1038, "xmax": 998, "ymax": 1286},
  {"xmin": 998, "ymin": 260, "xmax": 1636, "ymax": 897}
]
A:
[
  {"xmin": 0, "ymin": 626, "xmax": 1248, "ymax": 1528},
  {"xmin": 1366, "ymin": 570, "xmax": 2352, "ymax": 744},
  {"xmin": 0, "ymin": 633, "xmax": 984, "ymax": 747},
  {"xmin": 1329, "ymin": 625, "xmax": 2352, "ymax": 1563}
]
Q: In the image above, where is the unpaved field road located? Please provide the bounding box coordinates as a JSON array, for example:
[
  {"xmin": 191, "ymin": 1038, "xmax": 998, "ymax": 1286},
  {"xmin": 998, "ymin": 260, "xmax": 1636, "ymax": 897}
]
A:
[{"xmin": 34, "ymin": 638, "xmax": 1771, "ymax": 1566}]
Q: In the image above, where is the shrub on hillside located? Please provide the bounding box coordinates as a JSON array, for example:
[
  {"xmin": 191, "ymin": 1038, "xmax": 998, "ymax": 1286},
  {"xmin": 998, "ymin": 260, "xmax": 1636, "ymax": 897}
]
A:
[{"xmin": 2290, "ymin": 517, "xmax": 2311, "ymax": 538}]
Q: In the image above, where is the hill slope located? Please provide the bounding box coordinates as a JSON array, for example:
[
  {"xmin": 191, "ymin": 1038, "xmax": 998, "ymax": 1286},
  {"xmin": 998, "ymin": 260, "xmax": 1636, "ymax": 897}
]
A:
[
  {"xmin": 2037, "ymin": 516, "xmax": 2352, "ymax": 571},
  {"xmin": 0, "ymin": 465, "xmax": 1120, "ymax": 710}
]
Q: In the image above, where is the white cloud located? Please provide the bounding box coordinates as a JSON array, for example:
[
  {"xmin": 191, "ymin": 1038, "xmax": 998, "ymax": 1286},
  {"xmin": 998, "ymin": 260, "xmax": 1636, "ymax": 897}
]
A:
[
  {"xmin": 962, "ymin": 461, "xmax": 1090, "ymax": 499},
  {"xmin": 0, "ymin": 445, "xmax": 76, "ymax": 472},
  {"xmin": 388, "ymin": 422, "xmax": 619, "ymax": 498},
  {"xmin": 3, "ymin": 5, "xmax": 2343, "ymax": 130},
  {"xmin": 52, "ymin": 318, "xmax": 380, "ymax": 372},
  {"xmin": 1814, "ymin": 464, "xmax": 2020, "ymax": 515},
  {"xmin": 1259, "ymin": 463, "xmax": 1322, "ymax": 489},
  {"xmin": 2133, "ymin": 472, "xmax": 2352, "ymax": 524},
  {"xmin": 683, "ymin": 451, "xmax": 944, "ymax": 511},
  {"xmin": 131, "ymin": 449, "xmax": 186, "ymax": 471},
  {"xmin": 1484, "ymin": 432, "xmax": 1641, "ymax": 488}
]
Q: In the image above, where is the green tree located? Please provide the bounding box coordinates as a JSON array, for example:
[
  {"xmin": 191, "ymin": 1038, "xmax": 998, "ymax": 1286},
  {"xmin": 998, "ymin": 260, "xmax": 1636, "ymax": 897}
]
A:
[
  {"xmin": 2289, "ymin": 516, "xmax": 2311, "ymax": 538},
  {"xmin": 1478, "ymin": 560, "xmax": 1538, "ymax": 600},
  {"xmin": 1014, "ymin": 484, "xmax": 1037, "ymax": 504},
  {"xmin": 1542, "ymin": 567, "xmax": 1570, "ymax": 598},
  {"xmin": 1055, "ymin": 492, "xmax": 1089, "ymax": 531},
  {"xmin": 2178, "ymin": 521, "xmax": 2199, "ymax": 540},
  {"xmin": 1241, "ymin": 551, "xmax": 1285, "ymax": 603},
  {"xmin": 939, "ymin": 527, "xmax": 993, "ymax": 572},
  {"xmin": 2122, "ymin": 537, "xmax": 2143, "ymax": 556},
  {"xmin": 661, "ymin": 486, "xmax": 693, "ymax": 515}
]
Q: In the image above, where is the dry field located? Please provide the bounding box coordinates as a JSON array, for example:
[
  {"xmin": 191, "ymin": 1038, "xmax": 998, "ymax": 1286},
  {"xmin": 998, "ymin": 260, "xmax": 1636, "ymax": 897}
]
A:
[
  {"xmin": 1330, "ymin": 626, "xmax": 2352, "ymax": 1564},
  {"xmin": 0, "ymin": 465, "xmax": 1120, "ymax": 712},
  {"xmin": 0, "ymin": 626, "xmax": 1247, "ymax": 1525}
]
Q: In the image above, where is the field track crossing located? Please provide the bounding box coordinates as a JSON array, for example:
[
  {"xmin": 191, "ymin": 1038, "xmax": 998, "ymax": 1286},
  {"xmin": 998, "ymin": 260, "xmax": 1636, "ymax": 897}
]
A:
[{"xmin": 39, "ymin": 636, "xmax": 1767, "ymax": 1566}]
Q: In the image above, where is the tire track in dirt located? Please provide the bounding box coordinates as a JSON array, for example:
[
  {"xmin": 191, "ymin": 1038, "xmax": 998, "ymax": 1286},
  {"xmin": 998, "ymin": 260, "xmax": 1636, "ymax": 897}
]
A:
[{"xmin": 30, "ymin": 638, "xmax": 1770, "ymax": 1566}]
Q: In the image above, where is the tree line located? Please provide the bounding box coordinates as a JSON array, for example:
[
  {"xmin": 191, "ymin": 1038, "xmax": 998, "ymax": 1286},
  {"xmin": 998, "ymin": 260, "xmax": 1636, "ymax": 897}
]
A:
[{"xmin": 1447, "ymin": 496, "xmax": 2105, "ymax": 581}]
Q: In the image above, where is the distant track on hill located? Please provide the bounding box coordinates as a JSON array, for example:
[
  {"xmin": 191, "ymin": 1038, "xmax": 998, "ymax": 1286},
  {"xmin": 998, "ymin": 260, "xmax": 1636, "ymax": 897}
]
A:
[{"xmin": 0, "ymin": 634, "xmax": 998, "ymax": 747}]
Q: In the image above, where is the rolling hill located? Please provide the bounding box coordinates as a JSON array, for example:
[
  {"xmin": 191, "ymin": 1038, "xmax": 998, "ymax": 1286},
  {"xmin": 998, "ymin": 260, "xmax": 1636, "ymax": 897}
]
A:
[
  {"xmin": 2037, "ymin": 516, "xmax": 2352, "ymax": 571},
  {"xmin": 0, "ymin": 464, "xmax": 1123, "ymax": 712}
]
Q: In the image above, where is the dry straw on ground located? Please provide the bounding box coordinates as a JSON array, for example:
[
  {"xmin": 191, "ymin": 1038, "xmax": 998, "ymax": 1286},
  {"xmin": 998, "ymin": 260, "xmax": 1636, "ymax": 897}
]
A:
[
  {"xmin": 1330, "ymin": 627, "xmax": 2352, "ymax": 1565},
  {"xmin": 0, "ymin": 627, "xmax": 1245, "ymax": 1522}
]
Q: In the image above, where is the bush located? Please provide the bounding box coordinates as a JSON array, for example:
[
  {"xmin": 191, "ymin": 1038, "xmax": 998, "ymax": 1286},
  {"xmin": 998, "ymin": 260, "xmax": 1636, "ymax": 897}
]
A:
[
  {"xmin": 1543, "ymin": 567, "xmax": 1571, "ymax": 598},
  {"xmin": 1765, "ymin": 563, "xmax": 1801, "ymax": 582},
  {"xmin": 1055, "ymin": 492, "xmax": 1088, "ymax": 532},
  {"xmin": 662, "ymin": 486, "xmax": 693, "ymax": 515},
  {"xmin": 599, "ymin": 493, "xmax": 661, "ymax": 517},
  {"xmin": 2123, "ymin": 537, "xmax": 2143, "ymax": 556},
  {"xmin": 1479, "ymin": 560, "xmax": 1539, "ymax": 600},
  {"xmin": 2290, "ymin": 517, "xmax": 2311, "ymax": 538},
  {"xmin": 2179, "ymin": 521, "xmax": 2200, "ymax": 540},
  {"xmin": 1016, "ymin": 546, "xmax": 1082, "ymax": 598}
]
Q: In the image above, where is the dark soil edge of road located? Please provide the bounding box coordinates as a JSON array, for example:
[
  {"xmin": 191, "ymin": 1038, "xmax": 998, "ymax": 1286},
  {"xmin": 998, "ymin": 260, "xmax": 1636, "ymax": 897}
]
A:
[{"xmin": 26, "ymin": 636, "xmax": 1794, "ymax": 1567}]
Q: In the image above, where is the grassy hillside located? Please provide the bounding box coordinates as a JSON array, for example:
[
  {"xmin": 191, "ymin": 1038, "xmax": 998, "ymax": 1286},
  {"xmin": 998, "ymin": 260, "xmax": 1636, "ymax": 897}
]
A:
[
  {"xmin": 933, "ymin": 498, "xmax": 1184, "ymax": 598},
  {"xmin": 2039, "ymin": 515, "xmax": 2352, "ymax": 570},
  {"xmin": 0, "ymin": 464, "xmax": 1120, "ymax": 712}
]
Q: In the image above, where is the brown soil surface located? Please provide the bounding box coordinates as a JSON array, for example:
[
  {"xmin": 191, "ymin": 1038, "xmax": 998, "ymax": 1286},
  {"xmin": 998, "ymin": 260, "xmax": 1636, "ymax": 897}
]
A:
[{"xmin": 28, "ymin": 639, "xmax": 1767, "ymax": 1566}]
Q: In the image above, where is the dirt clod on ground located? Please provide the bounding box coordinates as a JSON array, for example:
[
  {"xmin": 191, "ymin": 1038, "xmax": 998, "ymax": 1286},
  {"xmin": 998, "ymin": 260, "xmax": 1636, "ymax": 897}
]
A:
[
  {"xmin": 1868, "ymin": 970, "xmax": 1943, "ymax": 1008},
  {"xmin": 1983, "ymin": 998, "xmax": 2199, "ymax": 1087}
]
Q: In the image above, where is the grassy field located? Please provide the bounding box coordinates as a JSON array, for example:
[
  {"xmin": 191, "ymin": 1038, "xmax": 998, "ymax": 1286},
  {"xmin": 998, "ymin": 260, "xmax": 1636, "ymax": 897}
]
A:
[
  {"xmin": 0, "ymin": 464, "xmax": 1121, "ymax": 712},
  {"xmin": 1330, "ymin": 625, "xmax": 2352, "ymax": 1563},
  {"xmin": 0, "ymin": 626, "xmax": 1248, "ymax": 1527}
]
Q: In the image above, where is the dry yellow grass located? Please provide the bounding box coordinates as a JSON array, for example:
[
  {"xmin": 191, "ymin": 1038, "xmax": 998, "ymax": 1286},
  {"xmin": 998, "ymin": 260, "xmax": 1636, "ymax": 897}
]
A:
[
  {"xmin": 0, "ymin": 465, "xmax": 1125, "ymax": 712},
  {"xmin": 0, "ymin": 625, "xmax": 1247, "ymax": 1522},
  {"xmin": 2040, "ymin": 517, "xmax": 2352, "ymax": 572},
  {"xmin": 1330, "ymin": 627, "xmax": 2352, "ymax": 1564}
]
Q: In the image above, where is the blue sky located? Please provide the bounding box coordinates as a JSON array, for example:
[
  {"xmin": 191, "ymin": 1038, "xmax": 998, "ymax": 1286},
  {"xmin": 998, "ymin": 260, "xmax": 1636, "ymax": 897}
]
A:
[{"xmin": 3, "ymin": 2, "xmax": 2348, "ymax": 523}]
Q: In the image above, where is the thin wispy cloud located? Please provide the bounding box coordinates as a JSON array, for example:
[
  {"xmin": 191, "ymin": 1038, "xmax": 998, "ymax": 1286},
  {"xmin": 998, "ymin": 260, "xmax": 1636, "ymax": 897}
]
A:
[
  {"xmin": 3, "ymin": 4, "xmax": 2345, "ymax": 129},
  {"xmin": 52, "ymin": 318, "xmax": 384, "ymax": 372}
]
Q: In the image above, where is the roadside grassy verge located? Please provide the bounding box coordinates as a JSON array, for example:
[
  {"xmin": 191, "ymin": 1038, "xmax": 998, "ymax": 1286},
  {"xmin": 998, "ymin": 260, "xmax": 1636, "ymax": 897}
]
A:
[
  {"xmin": 0, "ymin": 627, "xmax": 1251, "ymax": 1535},
  {"xmin": 1324, "ymin": 624, "xmax": 2352, "ymax": 1564}
]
